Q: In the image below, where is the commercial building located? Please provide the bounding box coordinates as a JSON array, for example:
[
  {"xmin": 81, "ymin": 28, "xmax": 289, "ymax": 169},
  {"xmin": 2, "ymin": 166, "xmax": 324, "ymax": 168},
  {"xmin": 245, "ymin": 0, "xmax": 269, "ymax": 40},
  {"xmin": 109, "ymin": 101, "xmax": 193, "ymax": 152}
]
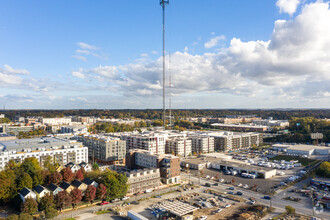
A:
[
  {"xmin": 126, "ymin": 149, "xmax": 180, "ymax": 184},
  {"xmin": 77, "ymin": 135, "xmax": 126, "ymax": 164},
  {"xmin": 61, "ymin": 125, "xmax": 88, "ymax": 135},
  {"xmin": 126, "ymin": 168, "xmax": 161, "ymax": 194},
  {"xmin": 0, "ymin": 125, "xmax": 34, "ymax": 135},
  {"xmin": 252, "ymin": 118, "xmax": 289, "ymax": 128},
  {"xmin": 121, "ymin": 132, "xmax": 166, "ymax": 154},
  {"xmin": 0, "ymin": 137, "xmax": 88, "ymax": 170},
  {"xmin": 190, "ymin": 136, "xmax": 214, "ymax": 154},
  {"xmin": 165, "ymin": 137, "xmax": 192, "ymax": 157},
  {"xmin": 181, "ymin": 157, "xmax": 220, "ymax": 171},
  {"xmin": 211, "ymin": 123, "xmax": 268, "ymax": 132},
  {"xmin": 209, "ymin": 159, "xmax": 277, "ymax": 179},
  {"xmin": 0, "ymin": 133, "xmax": 16, "ymax": 141},
  {"xmin": 272, "ymin": 144, "xmax": 330, "ymax": 156}
]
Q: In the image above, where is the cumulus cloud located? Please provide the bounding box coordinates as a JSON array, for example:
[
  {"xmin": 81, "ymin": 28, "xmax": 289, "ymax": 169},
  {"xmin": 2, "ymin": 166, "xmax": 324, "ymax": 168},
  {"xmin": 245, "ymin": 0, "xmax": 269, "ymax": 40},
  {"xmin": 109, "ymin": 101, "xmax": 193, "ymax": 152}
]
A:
[
  {"xmin": 75, "ymin": 1, "xmax": 330, "ymax": 102},
  {"xmin": 204, "ymin": 35, "xmax": 225, "ymax": 48},
  {"xmin": 72, "ymin": 71, "xmax": 85, "ymax": 79},
  {"xmin": 76, "ymin": 42, "xmax": 99, "ymax": 50},
  {"xmin": 0, "ymin": 65, "xmax": 30, "ymax": 86},
  {"xmin": 276, "ymin": 0, "xmax": 301, "ymax": 15}
]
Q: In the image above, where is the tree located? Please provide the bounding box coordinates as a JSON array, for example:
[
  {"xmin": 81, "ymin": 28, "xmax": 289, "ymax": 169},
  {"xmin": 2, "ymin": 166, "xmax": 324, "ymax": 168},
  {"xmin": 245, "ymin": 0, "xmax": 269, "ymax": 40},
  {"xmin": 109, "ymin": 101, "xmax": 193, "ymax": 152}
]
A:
[
  {"xmin": 285, "ymin": 205, "xmax": 295, "ymax": 214},
  {"xmin": 32, "ymin": 171, "xmax": 44, "ymax": 187},
  {"xmin": 44, "ymin": 207, "xmax": 58, "ymax": 219},
  {"xmin": 316, "ymin": 162, "xmax": 330, "ymax": 178},
  {"xmin": 5, "ymin": 214, "xmax": 18, "ymax": 220},
  {"xmin": 80, "ymin": 167, "xmax": 86, "ymax": 175},
  {"xmin": 75, "ymin": 169, "xmax": 84, "ymax": 181},
  {"xmin": 43, "ymin": 156, "xmax": 58, "ymax": 173},
  {"xmin": 61, "ymin": 167, "xmax": 74, "ymax": 182},
  {"xmin": 39, "ymin": 193, "xmax": 54, "ymax": 211},
  {"xmin": 54, "ymin": 191, "xmax": 71, "ymax": 212},
  {"xmin": 47, "ymin": 172, "xmax": 63, "ymax": 184},
  {"xmin": 21, "ymin": 198, "xmax": 38, "ymax": 214},
  {"xmin": 84, "ymin": 185, "xmax": 96, "ymax": 204},
  {"xmin": 21, "ymin": 158, "xmax": 41, "ymax": 177},
  {"xmin": 0, "ymin": 170, "xmax": 17, "ymax": 203},
  {"xmin": 92, "ymin": 162, "xmax": 99, "ymax": 171},
  {"xmin": 18, "ymin": 173, "xmax": 33, "ymax": 190},
  {"xmin": 99, "ymin": 170, "xmax": 128, "ymax": 200},
  {"xmin": 96, "ymin": 184, "xmax": 107, "ymax": 200},
  {"xmin": 18, "ymin": 213, "xmax": 33, "ymax": 220},
  {"xmin": 70, "ymin": 188, "xmax": 82, "ymax": 209}
]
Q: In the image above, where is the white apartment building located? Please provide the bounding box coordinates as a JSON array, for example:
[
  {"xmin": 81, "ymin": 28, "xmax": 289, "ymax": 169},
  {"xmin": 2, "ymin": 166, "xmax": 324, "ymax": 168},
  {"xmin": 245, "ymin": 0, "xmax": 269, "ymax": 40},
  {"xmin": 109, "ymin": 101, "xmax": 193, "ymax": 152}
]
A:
[
  {"xmin": 121, "ymin": 132, "xmax": 166, "ymax": 154},
  {"xmin": 42, "ymin": 117, "xmax": 72, "ymax": 125},
  {"xmin": 0, "ymin": 137, "xmax": 88, "ymax": 170},
  {"xmin": 190, "ymin": 136, "xmax": 214, "ymax": 154},
  {"xmin": 166, "ymin": 138, "xmax": 192, "ymax": 157}
]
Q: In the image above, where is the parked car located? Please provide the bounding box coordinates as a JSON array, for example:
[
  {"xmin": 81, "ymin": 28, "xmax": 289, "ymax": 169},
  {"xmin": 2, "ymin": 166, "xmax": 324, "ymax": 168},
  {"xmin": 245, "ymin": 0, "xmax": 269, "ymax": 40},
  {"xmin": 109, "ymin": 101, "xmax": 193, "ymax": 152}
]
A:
[
  {"xmin": 236, "ymin": 191, "xmax": 243, "ymax": 195},
  {"xmin": 121, "ymin": 196, "xmax": 129, "ymax": 200},
  {"xmin": 263, "ymin": 196, "xmax": 271, "ymax": 200},
  {"xmin": 214, "ymin": 183, "xmax": 219, "ymax": 186},
  {"xmin": 228, "ymin": 191, "xmax": 234, "ymax": 195},
  {"xmin": 229, "ymin": 187, "xmax": 235, "ymax": 190},
  {"xmin": 100, "ymin": 201, "xmax": 109, "ymax": 205}
]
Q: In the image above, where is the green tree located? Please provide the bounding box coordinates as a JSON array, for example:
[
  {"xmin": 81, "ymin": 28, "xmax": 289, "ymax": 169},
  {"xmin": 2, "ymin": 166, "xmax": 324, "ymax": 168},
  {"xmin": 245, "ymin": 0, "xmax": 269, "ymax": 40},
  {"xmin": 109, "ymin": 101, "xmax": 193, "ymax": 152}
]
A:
[
  {"xmin": 0, "ymin": 170, "xmax": 17, "ymax": 203},
  {"xmin": 316, "ymin": 161, "xmax": 330, "ymax": 178},
  {"xmin": 92, "ymin": 162, "xmax": 99, "ymax": 171},
  {"xmin": 21, "ymin": 198, "xmax": 38, "ymax": 214},
  {"xmin": 99, "ymin": 170, "xmax": 128, "ymax": 200},
  {"xmin": 43, "ymin": 156, "xmax": 58, "ymax": 173},
  {"xmin": 18, "ymin": 173, "xmax": 33, "ymax": 190},
  {"xmin": 32, "ymin": 171, "xmax": 44, "ymax": 187},
  {"xmin": 5, "ymin": 214, "xmax": 18, "ymax": 220},
  {"xmin": 18, "ymin": 213, "xmax": 33, "ymax": 220},
  {"xmin": 285, "ymin": 205, "xmax": 295, "ymax": 214},
  {"xmin": 39, "ymin": 193, "xmax": 58, "ymax": 218},
  {"xmin": 21, "ymin": 158, "xmax": 41, "ymax": 177}
]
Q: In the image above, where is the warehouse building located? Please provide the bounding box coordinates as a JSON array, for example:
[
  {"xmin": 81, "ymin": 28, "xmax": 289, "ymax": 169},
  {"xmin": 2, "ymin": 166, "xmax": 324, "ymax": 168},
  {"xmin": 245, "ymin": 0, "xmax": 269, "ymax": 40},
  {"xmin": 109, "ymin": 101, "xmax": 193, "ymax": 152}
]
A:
[{"xmin": 272, "ymin": 144, "xmax": 330, "ymax": 156}]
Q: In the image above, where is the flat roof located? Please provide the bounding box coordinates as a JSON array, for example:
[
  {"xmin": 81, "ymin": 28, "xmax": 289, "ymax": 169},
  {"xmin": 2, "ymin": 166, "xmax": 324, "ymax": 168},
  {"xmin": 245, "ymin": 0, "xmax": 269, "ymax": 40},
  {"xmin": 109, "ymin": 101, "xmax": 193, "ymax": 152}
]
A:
[
  {"xmin": 158, "ymin": 201, "xmax": 198, "ymax": 217},
  {"xmin": 182, "ymin": 157, "xmax": 222, "ymax": 165},
  {"xmin": 273, "ymin": 144, "xmax": 330, "ymax": 151},
  {"xmin": 212, "ymin": 159, "xmax": 276, "ymax": 172},
  {"xmin": 0, "ymin": 136, "xmax": 82, "ymax": 152}
]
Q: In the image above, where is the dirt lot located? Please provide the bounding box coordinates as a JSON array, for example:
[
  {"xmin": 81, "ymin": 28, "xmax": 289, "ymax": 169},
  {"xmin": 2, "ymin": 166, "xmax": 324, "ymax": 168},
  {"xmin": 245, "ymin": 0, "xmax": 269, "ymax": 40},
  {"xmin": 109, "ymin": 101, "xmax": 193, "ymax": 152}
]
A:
[{"xmin": 194, "ymin": 203, "xmax": 246, "ymax": 220}]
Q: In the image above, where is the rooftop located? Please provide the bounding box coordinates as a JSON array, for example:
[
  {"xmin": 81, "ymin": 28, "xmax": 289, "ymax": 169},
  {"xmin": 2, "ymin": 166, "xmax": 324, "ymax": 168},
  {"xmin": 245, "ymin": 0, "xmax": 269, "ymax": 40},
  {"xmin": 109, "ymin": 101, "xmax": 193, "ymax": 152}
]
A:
[
  {"xmin": 158, "ymin": 201, "xmax": 199, "ymax": 217},
  {"xmin": 0, "ymin": 136, "xmax": 83, "ymax": 152},
  {"xmin": 273, "ymin": 144, "xmax": 330, "ymax": 151}
]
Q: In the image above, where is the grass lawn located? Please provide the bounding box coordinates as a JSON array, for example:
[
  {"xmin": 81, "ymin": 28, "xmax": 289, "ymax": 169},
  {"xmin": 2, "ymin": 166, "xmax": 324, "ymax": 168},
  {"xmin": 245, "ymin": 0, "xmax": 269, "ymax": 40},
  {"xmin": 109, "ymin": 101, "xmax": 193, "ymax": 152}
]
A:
[
  {"xmin": 96, "ymin": 210, "xmax": 111, "ymax": 215},
  {"xmin": 64, "ymin": 218, "xmax": 76, "ymax": 220},
  {"xmin": 270, "ymin": 155, "xmax": 319, "ymax": 166}
]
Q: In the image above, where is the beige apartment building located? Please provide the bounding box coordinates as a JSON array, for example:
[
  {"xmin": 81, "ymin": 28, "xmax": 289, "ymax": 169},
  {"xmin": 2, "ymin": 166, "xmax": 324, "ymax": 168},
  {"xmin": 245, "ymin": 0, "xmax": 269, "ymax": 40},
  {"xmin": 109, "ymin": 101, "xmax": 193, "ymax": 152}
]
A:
[
  {"xmin": 126, "ymin": 168, "xmax": 161, "ymax": 194},
  {"xmin": 190, "ymin": 136, "xmax": 214, "ymax": 154},
  {"xmin": 165, "ymin": 137, "xmax": 192, "ymax": 157}
]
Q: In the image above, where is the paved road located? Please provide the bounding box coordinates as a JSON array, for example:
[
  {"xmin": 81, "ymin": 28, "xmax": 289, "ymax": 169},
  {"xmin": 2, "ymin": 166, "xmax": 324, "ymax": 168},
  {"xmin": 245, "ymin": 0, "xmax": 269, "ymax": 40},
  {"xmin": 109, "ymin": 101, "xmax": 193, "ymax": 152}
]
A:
[{"xmin": 182, "ymin": 173, "xmax": 330, "ymax": 220}]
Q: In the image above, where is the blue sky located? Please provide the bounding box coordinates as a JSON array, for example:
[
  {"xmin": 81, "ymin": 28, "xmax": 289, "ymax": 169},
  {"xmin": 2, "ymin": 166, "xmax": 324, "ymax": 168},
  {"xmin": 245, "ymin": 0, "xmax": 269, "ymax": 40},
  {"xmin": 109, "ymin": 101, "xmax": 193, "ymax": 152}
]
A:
[{"xmin": 0, "ymin": 0, "xmax": 329, "ymax": 109}]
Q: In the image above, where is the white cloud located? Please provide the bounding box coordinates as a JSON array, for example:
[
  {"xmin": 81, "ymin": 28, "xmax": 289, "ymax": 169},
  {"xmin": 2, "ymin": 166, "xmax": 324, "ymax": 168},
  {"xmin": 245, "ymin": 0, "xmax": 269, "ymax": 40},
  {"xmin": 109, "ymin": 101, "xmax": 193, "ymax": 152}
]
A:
[
  {"xmin": 276, "ymin": 0, "xmax": 301, "ymax": 15},
  {"xmin": 140, "ymin": 53, "xmax": 149, "ymax": 57},
  {"xmin": 76, "ymin": 42, "xmax": 99, "ymax": 50},
  {"xmin": 76, "ymin": 1, "xmax": 330, "ymax": 104},
  {"xmin": 2, "ymin": 64, "xmax": 29, "ymax": 75},
  {"xmin": 72, "ymin": 55, "xmax": 87, "ymax": 61},
  {"xmin": 204, "ymin": 35, "xmax": 225, "ymax": 48},
  {"xmin": 184, "ymin": 46, "xmax": 189, "ymax": 52},
  {"xmin": 0, "ymin": 65, "xmax": 30, "ymax": 86},
  {"xmin": 151, "ymin": 50, "xmax": 158, "ymax": 55},
  {"xmin": 72, "ymin": 71, "xmax": 85, "ymax": 79}
]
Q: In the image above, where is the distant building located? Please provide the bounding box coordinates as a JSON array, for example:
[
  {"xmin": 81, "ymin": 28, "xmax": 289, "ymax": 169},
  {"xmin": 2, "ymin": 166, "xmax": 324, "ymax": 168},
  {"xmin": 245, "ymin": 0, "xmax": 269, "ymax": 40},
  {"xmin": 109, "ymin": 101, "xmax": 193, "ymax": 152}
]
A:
[
  {"xmin": 190, "ymin": 136, "xmax": 214, "ymax": 154},
  {"xmin": 42, "ymin": 118, "xmax": 72, "ymax": 125},
  {"xmin": 0, "ymin": 133, "xmax": 16, "ymax": 141},
  {"xmin": 61, "ymin": 125, "xmax": 88, "ymax": 135},
  {"xmin": 207, "ymin": 131, "xmax": 263, "ymax": 152},
  {"xmin": 252, "ymin": 119, "xmax": 289, "ymax": 128},
  {"xmin": 0, "ymin": 114, "xmax": 5, "ymax": 118},
  {"xmin": 77, "ymin": 135, "xmax": 126, "ymax": 164},
  {"xmin": 126, "ymin": 149, "xmax": 180, "ymax": 184},
  {"xmin": 211, "ymin": 123, "xmax": 268, "ymax": 132},
  {"xmin": 0, "ymin": 136, "xmax": 88, "ymax": 170},
  {"xmin": 165, "ymin": 137, "xmax": 192, "ymax": 157},
  {"xmin": 0, "ymin": 125, "xmax": 33, "ymax": 135},
  {"xmin": 272, "ymin": 144, "xmax": 330, "ymax": 156},
  {"xmin": 121, "ymin": 132, "xmax": 166, "ymax": 154}
]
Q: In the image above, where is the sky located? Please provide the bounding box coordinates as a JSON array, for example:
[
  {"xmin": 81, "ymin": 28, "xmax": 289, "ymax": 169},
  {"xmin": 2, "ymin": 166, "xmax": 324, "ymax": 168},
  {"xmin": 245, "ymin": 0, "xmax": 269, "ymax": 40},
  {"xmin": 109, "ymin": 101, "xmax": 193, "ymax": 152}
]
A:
[{"xmin": 0, "ymin": 0, "xmax": 330, "ymax": 109}]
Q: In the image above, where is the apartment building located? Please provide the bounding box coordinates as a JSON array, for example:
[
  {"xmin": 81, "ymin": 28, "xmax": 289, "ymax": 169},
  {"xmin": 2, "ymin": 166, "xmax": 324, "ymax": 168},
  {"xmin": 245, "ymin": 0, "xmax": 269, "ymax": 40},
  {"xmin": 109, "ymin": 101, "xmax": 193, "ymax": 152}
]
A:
[
  {"xmin": 61, "ymin": 125, "xmax": 88, "ymax": 135},
  {"xmin": 121, "ymin": 132, "xmax": 166, "ymax": 154},
  {"xmin": 42, "ymin": 117, "xmax": 72, "ymax": 125},
  {"xmin": 0, "ymin": 137, "xmax": 88, "ymax": 170},
  {"xmin": 126, "ymin": 149, "xmax": 180, "ymax": 184},
  {"xmin": 126, "ymin": 168, "xmax": 161, "ymax": 194},
  {"xmin": 77, "ymin": 135, "xmax": 126, "ymax": 164},
  {"xmin": 190, "ymin": 136, "xmax": 214, "ymax": 154},
  {"xmin": 165, "ymin": 137, "xmax": 192, "ymax": 157},
  {"xmin": 209, "ymin": 131, "xmax": 263, "ymax": 152},
  {"xmin": 211, "ymin": 123, "xmax": 268, "ymax": 132}
]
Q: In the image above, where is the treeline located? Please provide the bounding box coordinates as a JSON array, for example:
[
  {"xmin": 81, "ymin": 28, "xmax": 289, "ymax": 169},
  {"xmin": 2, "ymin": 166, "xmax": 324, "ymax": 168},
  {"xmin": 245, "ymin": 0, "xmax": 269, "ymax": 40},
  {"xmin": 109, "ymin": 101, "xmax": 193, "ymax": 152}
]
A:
[
  {"xmin": 89, "ymin": 121, "xmax": 147, "ymax": 133},
  {"xmin": 0, "ymin": 157, "xmax": 128, "ymax": 219},
  {"xmin": 265, "ymin": 117, "xmax": 330, "ymax": 143},
  {"xmin": 1, "ymin": 109, "xmax": 329, "ymax": 121},
  {"xmin": 316, "ymin": 162, "xmax": 330, "ymax": 178}
]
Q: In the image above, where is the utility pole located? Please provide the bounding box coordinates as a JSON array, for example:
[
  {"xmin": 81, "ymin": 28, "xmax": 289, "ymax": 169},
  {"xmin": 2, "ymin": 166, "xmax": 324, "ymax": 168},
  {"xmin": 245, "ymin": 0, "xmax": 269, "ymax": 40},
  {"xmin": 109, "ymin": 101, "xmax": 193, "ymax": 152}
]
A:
[{"xmin": 160, "ymin": 0, "xmax": 169, "ymax": 129}]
